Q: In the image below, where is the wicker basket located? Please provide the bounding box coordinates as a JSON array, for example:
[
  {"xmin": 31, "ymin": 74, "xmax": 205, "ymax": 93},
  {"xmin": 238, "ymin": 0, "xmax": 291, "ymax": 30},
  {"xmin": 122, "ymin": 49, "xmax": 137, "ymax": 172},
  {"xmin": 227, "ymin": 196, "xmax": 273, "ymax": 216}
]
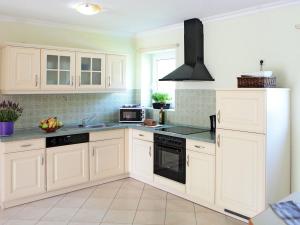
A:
[{"xmin": 237, "ymin": 76, "xmax": 276, "ymax": 88}]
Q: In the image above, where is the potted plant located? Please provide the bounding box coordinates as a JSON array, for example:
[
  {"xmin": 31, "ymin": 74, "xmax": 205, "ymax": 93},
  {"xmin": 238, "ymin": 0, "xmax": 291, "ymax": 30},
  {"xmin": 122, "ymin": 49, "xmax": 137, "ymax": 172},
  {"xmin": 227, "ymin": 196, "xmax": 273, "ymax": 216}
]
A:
[
  {"xmin": 152, "ymin": 92, "xmax": 172, "ymax": 109},
  {"xmin": 0, "ymin": 101, "xmax": 23, "ymax": 136}
]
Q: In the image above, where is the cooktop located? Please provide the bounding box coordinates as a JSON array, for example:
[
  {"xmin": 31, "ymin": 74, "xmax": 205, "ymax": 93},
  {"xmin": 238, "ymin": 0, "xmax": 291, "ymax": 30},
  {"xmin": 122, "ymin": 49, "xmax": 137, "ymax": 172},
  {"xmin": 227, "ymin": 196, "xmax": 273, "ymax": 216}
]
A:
[{"xmin": 156, "ymin": 126, "xmax": 210, "ymax": 135}]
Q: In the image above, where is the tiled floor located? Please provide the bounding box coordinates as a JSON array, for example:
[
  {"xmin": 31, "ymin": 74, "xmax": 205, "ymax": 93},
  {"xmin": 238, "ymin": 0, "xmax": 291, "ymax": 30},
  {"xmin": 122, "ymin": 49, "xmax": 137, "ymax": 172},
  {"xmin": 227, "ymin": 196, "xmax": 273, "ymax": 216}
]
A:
[{"xmin": 0, "ymin": 178, "xmax": 247, "ymax": 225}]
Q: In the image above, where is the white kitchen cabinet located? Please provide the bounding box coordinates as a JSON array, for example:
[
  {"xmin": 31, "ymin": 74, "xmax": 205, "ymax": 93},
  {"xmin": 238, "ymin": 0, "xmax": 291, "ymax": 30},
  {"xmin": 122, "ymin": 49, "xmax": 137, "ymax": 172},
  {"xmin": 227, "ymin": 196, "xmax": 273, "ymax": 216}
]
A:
[
  {"xmin": 132, "ymin": 139, "xmax": 153, "ymax": 182},
  {"xmin": 46, "ymin": 143, "xmax": 89, "ymax": 191},
  {"xmin": 0, "ymin": 46, "xmax": 41, "ymax": 91},
  {"xmin": 186, "ymin": 150, "xmax": 215, "ymax": 205},
  {"xmin": 215, "ymin": 129, "xmax": 265, "ymax": 218},
  {"xmin": 216, "ymin": 90, "xmax": 266, "ymax": 133},
  {"xmin": 3, "ymin": 149, "xmax": 46, "ymax": 201},
  {"xmin": 89, "ymin": 138, "xmax": 125, "ymax": 181},
  {"xmin": 76, "ymin": 52, "xmax": 106, "ymax": 90},
  {"xmin": 106, "ymin": 54, "xmax": 126, "ymax": 89},
  {"xmin": 216, "ymin": 89, "xmax": 290, "ymax": 219},
  {"xmin": 41, "ymin": 49, "xmax": 76, "ymax": 90}
]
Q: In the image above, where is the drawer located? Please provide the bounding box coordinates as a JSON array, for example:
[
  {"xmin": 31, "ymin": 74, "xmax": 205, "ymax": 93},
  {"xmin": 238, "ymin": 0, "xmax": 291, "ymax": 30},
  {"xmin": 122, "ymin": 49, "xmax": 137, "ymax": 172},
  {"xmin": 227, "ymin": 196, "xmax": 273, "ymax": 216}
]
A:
[
  {"xmin": 132, "ymin": 129, "xmax": 153, "ymax": 142},
  {"xmin": 90, "ymin": 129, "xmax": 124, "ymax": 142},
  {"xmin": 2, "ymin": 138, "xmax": 45, "ymax": 153},
  {"xmin": 186, "ymin": 139, "xmax": 215, "ymax": 155},
  {"xmin": 216, "ymin": 90, "xmax": 266, "ymax": 133}
]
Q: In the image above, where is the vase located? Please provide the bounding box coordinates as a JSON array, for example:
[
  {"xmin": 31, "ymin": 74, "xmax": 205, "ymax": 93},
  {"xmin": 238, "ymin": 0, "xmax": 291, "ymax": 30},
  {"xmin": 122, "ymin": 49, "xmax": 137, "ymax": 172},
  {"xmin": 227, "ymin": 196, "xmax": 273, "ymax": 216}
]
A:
[
  {"xmin": 152, "ymin": 103, "xmax": 171, "ymax": 109},
  {"xmin": 0, "ymin": 122, "xmax": 14, "ymax": 136}
]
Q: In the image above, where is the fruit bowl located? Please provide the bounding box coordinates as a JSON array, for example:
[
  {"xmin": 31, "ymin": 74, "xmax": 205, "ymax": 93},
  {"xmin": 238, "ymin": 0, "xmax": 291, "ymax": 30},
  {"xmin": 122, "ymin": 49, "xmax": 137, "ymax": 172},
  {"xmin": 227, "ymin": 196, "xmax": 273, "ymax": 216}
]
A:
[{"xmin": 39, "ymin": 117, "xmax": 63, "ymax": 133}]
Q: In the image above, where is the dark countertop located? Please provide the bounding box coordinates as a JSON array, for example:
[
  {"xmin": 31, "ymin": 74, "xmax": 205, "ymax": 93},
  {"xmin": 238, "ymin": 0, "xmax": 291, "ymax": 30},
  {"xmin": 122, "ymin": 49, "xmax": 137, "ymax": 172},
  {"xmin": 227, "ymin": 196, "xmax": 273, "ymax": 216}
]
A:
[{"xmin": 0, "ymin": 123, "xmax": 216, "ymax": 144}]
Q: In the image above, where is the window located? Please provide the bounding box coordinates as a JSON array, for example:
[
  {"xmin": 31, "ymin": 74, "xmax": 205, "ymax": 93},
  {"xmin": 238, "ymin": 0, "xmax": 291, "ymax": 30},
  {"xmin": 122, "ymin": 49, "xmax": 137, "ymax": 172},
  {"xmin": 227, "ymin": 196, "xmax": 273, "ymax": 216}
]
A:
[{"xmin": 140, "ymin": 49, "xmax": 176, "ymax": 108}]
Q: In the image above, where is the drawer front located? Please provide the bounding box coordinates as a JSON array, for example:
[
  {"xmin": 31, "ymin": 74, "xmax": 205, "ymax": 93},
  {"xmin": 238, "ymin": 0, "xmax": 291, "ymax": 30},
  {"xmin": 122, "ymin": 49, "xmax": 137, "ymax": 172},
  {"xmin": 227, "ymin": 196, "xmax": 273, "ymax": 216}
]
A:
[
  {"xmin": 90, "ymin": 129, "xmax": 125, "ymax": 142},
  {"xmin": 132, "ymin": 129, "xmax": 153, "ymax": 142},
  {"xmin": 186, "ymin": 139, "xmax": 215, "ymax": 155},
  {"xmin": 3, "ymin": 139, "xmax": 45, "ymax": 153},
  {"xmin": 216, "ymin": 91, "xmax": 266, "ymax": 133}
]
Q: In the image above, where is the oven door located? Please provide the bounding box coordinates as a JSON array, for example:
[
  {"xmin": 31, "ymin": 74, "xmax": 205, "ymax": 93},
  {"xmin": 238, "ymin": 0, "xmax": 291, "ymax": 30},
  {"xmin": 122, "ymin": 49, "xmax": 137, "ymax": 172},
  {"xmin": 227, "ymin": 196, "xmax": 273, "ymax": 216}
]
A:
[
  {"xmin": 120, "ymin": 109, "xmax": 143, "ymax": 122},
  {"xmin": 154, "ymin": 143, "xmax": 186, "ymax": 184}
]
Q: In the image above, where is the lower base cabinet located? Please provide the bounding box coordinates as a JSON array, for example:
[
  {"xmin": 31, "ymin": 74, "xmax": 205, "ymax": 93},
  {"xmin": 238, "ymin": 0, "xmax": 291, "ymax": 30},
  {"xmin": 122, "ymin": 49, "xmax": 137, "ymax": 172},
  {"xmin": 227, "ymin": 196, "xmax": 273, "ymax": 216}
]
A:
[
  {"xmin": 3, "ymin": 149, "xmax": 46, "ymax": 201},
  {"xmin": 186, "ymin": 150, "xmax": 215, "ymax": 204},
  {"xmin": 89, "ymin": 138, "xmax": 125, "ymax": 181},
  {"xmin": 46, "ymin": 143, "xmax": 89, "ymax": 191},
  {"xmin": 132, "ymin": 139, "xmax": 153, "ymax": 182}
]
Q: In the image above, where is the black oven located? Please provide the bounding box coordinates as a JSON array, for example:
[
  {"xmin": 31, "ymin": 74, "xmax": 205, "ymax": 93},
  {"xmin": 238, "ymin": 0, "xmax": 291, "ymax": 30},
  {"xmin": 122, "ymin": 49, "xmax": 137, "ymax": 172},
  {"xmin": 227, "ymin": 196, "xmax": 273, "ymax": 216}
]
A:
[{"xmin": 154, "ymin": 134, "xmax": 186, "ymax": 184}]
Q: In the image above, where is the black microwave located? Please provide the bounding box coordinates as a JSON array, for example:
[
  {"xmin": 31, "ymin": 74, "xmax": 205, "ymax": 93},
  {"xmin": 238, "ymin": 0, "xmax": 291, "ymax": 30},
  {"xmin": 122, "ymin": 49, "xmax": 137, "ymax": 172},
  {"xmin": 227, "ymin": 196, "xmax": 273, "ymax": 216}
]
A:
[{"xmin": 119, "ymin": 105, "xmax": 145, "ymax": 123}]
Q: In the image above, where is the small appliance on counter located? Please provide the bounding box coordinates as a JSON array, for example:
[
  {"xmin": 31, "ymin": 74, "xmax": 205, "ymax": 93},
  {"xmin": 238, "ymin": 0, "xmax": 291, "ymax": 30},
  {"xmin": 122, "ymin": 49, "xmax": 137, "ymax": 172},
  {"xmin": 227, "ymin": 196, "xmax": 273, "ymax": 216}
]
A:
[{"xmin": 119, "ymin": 104, "xmax": 145, "ymax": 123}]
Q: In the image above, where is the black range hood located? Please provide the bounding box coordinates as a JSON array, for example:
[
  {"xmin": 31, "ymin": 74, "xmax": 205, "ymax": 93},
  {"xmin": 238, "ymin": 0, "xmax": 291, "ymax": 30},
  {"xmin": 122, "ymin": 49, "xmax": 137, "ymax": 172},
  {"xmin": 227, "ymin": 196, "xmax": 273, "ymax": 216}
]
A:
[{"xmin": 159, "ymin": 18, "xmax": 214, "ymax": 81}]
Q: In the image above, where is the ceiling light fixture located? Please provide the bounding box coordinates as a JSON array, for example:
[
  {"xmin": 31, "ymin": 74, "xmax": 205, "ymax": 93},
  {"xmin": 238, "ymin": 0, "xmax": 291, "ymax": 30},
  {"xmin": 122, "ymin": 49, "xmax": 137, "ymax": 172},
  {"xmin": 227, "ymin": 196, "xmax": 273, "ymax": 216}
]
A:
[{"xmin": 76, "ymin": 2, "xmax": 101, "ymax": 15}]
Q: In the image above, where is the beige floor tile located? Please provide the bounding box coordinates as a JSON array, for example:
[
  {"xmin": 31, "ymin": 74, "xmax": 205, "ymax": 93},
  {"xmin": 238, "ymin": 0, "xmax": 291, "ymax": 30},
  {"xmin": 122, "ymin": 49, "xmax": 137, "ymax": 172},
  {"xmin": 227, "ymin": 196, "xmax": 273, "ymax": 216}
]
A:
[
  {"xmin": 141, "ymin": 188, "xmax": 167, "ymax": 200},
  {"xmin": 90, "ymin": 188, "xmax": 118, "ymax": 199},
  {"xmin": 41, "ymin": 207, "xmax": 77, "ymax": 222},
  {"xmin": 66, "ymin": 187, "xmax": 95, "ymax": 198},
  {"xmin": 167, "ymin": 193, "xmax": 185, "ymax": 201},
  {"xmin": 96, "ymin": 180, "xmax": 124, "ymax": 190},
  {"xmin": 122, "ymin": 179, "xmax": 144, "ymax": 190},
  {"xmin": 110, "ymin": 198, "xmax": 140, "ymax": 210},
  {"xmin": 69, "ymin": 223, "xmax": 99, "ymax": 225},
  {"xmin": 194, "ymin": 204, "xmax": 215, "ymax": 213},
  {"xmin": 4, "ymin": 220, "xmax": 37, "ymax": 225},
  {"xmin": 138, "ymin": 199, "xmax": 166, "ymax": 211},
  {"xmin": 196, "ymin": 212, "xmax": 228, "ymax": 225},
  {"xmin": 14, "ymin": 206, "xmax": 49, "ymax": 220},
  {"xmin": 116, "ymin": 188, "xmax": 142, "ymax": 199},
  {"xmin": 0, "ymin": 219, "xmax": 6, "ymax": 225},
  {"xmin": 0, "ymin": 206, "xmax": 25, "ymax": 220},
  {"xmin": 165, "ymin": 211, "xmax": 196, "ymax": 225},
  {"xmin": 226, "ymin": 216, "xmax": 247, "ymax": 225},
  {"xmin": 167, "ymin": 199, "xmax": 195, "ymax": 212},
  {"xmin": 102, "ymin": 210, "xmax": 135, "ymax": 224},
  {"xmin": 26, "ymin": 196, "xmax": 63, "ymax": 208},
  {"xmin": 133, "ymin": 211, "xmax": 165, "ymax": 225},
  {"xmin": 82, "ymin": 198, "xmax": 113, "ymax": 210},
  {"xmin": 71, "ymin": 209, "xmax": 106, "ymax": 223},
  {"xmin": 55, "ymin": 197, "xmax": 86, "ymax": 208},
  {"xmin": 36, "ymin": 221, "xmax": 68, "ymax": 225},
  {"xmin": 101, "ymin": 223, "xmax": 131, "ymax": 225}
]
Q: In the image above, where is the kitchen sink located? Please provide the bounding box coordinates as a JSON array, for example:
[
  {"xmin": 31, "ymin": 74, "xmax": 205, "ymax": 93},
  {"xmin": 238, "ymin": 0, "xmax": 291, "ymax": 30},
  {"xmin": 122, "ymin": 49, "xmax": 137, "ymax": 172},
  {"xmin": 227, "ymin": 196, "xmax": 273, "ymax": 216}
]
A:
[{"xmin": 78, "ymin": 123, "xmax": 117, "ymax": 129}]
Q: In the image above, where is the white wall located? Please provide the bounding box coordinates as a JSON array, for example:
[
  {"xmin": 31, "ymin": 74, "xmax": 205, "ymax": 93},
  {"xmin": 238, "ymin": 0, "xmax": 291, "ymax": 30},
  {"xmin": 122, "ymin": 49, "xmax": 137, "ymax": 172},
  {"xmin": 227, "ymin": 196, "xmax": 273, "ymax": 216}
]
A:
[{"xmin": 136, "ymin": 4, "xmax": 300, "ymax": 191}]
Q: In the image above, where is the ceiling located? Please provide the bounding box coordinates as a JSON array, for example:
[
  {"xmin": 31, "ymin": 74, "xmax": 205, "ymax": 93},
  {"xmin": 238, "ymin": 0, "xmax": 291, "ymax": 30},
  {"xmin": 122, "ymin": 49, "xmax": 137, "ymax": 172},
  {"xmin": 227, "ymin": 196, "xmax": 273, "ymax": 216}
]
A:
[{"xmin": 0, "ymin": 0, "xmax": 291, "ymax": 35}]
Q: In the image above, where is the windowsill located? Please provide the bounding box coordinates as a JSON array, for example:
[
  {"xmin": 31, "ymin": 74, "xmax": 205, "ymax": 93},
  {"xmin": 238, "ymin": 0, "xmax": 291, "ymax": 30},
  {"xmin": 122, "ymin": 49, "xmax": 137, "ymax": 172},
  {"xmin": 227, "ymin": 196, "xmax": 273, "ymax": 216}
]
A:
[{"xmin": 145, "ymin": 107, "xmax": 175, "ymax": 112}]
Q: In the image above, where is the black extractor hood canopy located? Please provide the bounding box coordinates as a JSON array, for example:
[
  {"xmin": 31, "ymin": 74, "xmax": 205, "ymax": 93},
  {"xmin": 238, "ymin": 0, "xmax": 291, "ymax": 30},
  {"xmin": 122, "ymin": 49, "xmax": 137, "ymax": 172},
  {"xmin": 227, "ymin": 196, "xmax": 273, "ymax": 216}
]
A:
[{"xmin": 159, "ymin": 18, "xmax": 214, "ymax": 81}]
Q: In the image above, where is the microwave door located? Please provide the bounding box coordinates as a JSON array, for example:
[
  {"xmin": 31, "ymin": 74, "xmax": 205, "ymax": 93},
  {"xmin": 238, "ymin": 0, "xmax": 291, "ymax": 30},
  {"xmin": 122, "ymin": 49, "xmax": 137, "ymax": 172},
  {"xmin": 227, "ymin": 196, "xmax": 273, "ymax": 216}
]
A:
[{"xmin": 120, "ymin": 109, "xmax": 142, "ymax": 122}]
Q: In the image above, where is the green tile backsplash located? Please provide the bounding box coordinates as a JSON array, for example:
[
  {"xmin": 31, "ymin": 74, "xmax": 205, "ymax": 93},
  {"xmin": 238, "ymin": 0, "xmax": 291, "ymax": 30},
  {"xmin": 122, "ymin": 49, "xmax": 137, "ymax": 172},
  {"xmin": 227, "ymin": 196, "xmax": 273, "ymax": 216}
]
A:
[
  {"xmin": 0, "ymin": 90, "xmax": 140, "ymax": 129},
  {"xmin": 151, "ymin": 89, "xmax": 216, "ymax": 128}
]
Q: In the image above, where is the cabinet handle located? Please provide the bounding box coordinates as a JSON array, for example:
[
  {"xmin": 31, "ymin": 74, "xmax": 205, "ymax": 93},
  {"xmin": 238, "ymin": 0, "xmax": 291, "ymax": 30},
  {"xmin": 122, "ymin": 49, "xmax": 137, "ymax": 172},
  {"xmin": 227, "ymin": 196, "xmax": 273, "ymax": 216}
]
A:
[
  {"xmin": 194, "ymin": 145, "xmax": 204, "ymax": 149},
  {"xmin": 92, "ymin": 148, "xmax": 95, "ymax": 157},
  {"xmin": 187, "ymin": 155, "xmax": 190, "ymax": 167},
  {"xmin": 41, "ymin": 156, "xmax": 44, "ymax": 166},
  {"xmin": 217, "ymin": 134, "xmax": 220, "ymax": 148},
  {"xmin": 35, "ymin": 74, "xmax": 38, "ymax": 87},
  {"xmin": 71, "ymin": 76, "xmax": 74, "ymax": 86},
  {"xmin": 79, "ymin": 76, "xmax": 81, "ymax": 86},
  {"xmin": 109, "ymin": 76, "xmax": 112, "ymax": 87},
  {"xmin": 217, "ymin": 110, "xmax": 221, "ymax": 124},
  {"xmin": 149, "ymin": 147, "xmax": 151, "ymax": 157},
  {"xmin": 138, "ymin": 134, "xmax": 144, "ymax": 137},
  {"xmin": 21, "ymin": 144, "xmax": 32, "ymax": 148}
]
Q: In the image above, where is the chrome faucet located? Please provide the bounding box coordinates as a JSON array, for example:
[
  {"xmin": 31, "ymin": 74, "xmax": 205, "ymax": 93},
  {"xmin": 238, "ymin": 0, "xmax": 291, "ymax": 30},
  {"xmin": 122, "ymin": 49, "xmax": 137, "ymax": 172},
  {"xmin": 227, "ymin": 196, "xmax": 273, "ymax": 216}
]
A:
[{"xmin": 81, "ymin": 115, "xmax": 96, "ymax": 127}]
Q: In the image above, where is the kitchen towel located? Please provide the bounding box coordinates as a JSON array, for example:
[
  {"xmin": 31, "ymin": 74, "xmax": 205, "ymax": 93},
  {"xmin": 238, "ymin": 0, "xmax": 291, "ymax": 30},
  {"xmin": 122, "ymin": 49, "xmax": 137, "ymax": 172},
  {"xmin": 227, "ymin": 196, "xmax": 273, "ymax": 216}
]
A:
[{"xmin": 271, "ymin": 201, "xmax": 300, "ymax": 225}]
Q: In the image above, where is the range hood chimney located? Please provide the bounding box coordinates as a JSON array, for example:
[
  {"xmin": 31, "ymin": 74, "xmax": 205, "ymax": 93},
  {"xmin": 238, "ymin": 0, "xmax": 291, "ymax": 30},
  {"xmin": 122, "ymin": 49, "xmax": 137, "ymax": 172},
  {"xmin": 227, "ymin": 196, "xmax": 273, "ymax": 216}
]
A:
[{"xmin": 159, "ymin": 18, "xmax": 214, "ymax": 81}]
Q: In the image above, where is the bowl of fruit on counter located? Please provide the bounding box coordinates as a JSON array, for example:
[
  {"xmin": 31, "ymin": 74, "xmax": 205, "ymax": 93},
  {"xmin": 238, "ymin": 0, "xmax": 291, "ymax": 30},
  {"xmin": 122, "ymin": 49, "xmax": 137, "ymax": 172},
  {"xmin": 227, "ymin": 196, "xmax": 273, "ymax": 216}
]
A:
[{"xmin": 39, "ymin": 117, "xmax": 63, "ymax": 133}]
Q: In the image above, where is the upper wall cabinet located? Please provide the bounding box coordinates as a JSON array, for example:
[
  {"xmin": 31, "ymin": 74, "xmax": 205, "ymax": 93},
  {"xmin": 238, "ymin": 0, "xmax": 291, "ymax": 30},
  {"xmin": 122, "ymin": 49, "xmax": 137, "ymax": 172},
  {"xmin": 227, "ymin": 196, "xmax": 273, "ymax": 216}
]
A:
[
  {"xmin": 76, "ymin": 52, "xmax": 106, "ymax": 90},
  {"xmin": 41, "ymin": 49, "xmax": 76, "ymax": 90},
  {"xmin": 1, "ymin": 46, "xmax": 41, "ymax": 91},
  {"xmin": 106, "ymin": 55, "xmax": 126, "ymax": 89}
]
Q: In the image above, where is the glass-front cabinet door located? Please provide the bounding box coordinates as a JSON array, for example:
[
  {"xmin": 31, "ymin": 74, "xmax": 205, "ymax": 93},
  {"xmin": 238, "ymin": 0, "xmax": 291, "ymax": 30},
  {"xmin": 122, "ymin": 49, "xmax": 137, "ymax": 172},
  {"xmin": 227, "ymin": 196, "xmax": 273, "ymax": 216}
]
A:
[
  {"xmin": 76, "ymin": 52, "xmax": 105, "ymax": 89},
  {"xmin": 41, "ymin": 49, "xmax": 75, "ymax": 90}
]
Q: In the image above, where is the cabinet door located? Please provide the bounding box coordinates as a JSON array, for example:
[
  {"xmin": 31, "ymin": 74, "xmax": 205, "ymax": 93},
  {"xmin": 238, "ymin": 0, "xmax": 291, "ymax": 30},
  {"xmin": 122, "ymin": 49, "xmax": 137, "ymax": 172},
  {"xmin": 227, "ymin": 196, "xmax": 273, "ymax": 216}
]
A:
[
  {"xmin": 46, "ymin": 143, "xmax": 89, "ymax": 191},
  {"xmin": 215, "ymin": 129, "xmax": 266, "ymax": 218},
  {"xmin": 186, "ymin": 150, "xmax": 215, "ymax": 204},
  {"xmin": 76, "ymin": 52, "xmax": 105, "ymax": 90},
  {"xmin": 216, "ymin": 91, "xmax": 266, "ymax": 133},
  {"xmin": 3, "ymin": 149, "xmax": 45, "ymax": 201},
  {"xmin": 90, "ymin": 138, "xmax": 125, "ymax": 181},
  {"xmin": 106, "ymin": 55, "xmax": 126, "ymax": 89},
  {"xmin": 8, "ymin": 46, "xmax": 41, "ymax": 90},
  {"xmin": 41, "ymin": 49, "xmax": 75, "ymax": 90},
  {"xmin": 132, "ymin": 139, "xmax": 153, "ymax": 182}
]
